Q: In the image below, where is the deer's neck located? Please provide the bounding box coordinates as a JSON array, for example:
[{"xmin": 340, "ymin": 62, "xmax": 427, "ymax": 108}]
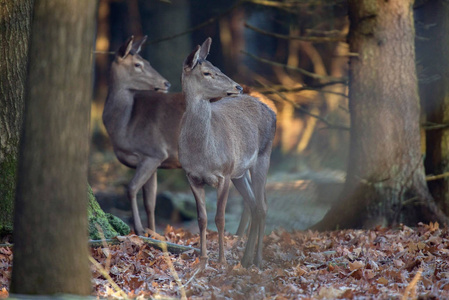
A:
[
  {"xmin": 182, "ymin": 97, "xmax": 213, "ymax": 150},
  {"xmin": 103, "ymin": 87, "xmax": 134, "ymax": 135}
]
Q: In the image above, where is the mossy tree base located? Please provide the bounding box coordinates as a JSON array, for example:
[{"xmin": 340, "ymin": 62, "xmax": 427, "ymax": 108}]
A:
[{"xmin": 88, "ymin": 185, "xmax": 129, "ymax": 240}]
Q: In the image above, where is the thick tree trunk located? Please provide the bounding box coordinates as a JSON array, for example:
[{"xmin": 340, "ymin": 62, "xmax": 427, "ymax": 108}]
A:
[
  {"xmin": 10, "ymin": 0, "xmax": 96, "ymax": 295},
  {"xmin": 313, "ymin": 0, "xmax": 448, "ymax": 230},
  {"xmin": 417, "ymin": 0, "xmax": 449, "ymax": 214},
  {"xmin": 0, "ymin": 0, "xmax": 33, "ymax": 236}
]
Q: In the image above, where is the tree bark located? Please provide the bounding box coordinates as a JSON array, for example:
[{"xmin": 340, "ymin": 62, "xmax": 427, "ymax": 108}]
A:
[
  {"xmin": 313, "ymin": 0, "xmax": 448, "ymax": 230},
  {"xmin": 10, "ymin": 0, "xmax": 96, "ymax": 295},
  {"xmin": 417, "ymin": 0, "xmax": 449, "ymax": 214},
  {"xmin": 0, "ymin": 0, "xmax": 33, "ymax": 236}
]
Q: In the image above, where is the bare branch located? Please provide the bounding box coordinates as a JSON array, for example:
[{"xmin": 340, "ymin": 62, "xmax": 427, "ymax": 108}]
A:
[
  {"xmin": 242, "ymin": 50, "xmax": 347, "ymax": 82},
  {"xmin": 245, "ymin": 23, "xmax": 345, "ymax": 43},
  {"xmin": 426, "ymin": 172, "xmax": 449, "ymax": 181},
  {"xmin": 243, "ymin": 0, "xmax": 299, "ymax": 8},
  {"xmin": 422, "ymin": 122, "xmax": 449, "ymax": 130},
  {"xmin": 257, "ymin": 83, "xmax": 348, "ymax": 98},
  {"xmin": 147, "ymin": 1, "xmax": 244, "ymax": 45},
  {"xmin": 255, "ymin": 80, "xmax": 349, "ymax": 131}
]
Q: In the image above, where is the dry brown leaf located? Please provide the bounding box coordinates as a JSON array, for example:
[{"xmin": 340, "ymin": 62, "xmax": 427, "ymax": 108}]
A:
[{"xmin": 348, "ymin": 260, "xmax": 365, "ymax": 271}]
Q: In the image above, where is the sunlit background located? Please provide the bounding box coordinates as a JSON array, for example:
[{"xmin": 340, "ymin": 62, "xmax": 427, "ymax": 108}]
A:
[{"xmin": 88, "ymin": 0, "xmax": 352, "ymax": 234}]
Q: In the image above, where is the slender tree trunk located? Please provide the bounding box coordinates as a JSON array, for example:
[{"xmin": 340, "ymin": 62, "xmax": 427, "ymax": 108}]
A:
[
  {"xmin": 313, "ymin": 0, "xmax": 448, "ymax": 230},
  {"xmin": 417, "ymin": 0, "xmax": 449, "ymax": 214},
  {"xmin": 10, "ymin": 0, "xmax": 96, "ymax": 295},
  {"xmin": 0, "ymin": 0, "xmax": 33, "ymax": 236}
]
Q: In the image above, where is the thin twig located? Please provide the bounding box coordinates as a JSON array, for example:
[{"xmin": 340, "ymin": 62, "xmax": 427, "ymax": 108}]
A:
[
  {"xmin": 256, "ymin": 79, "xmax": 349, "ymax": 130},
  {"xmin": 94, "ymin": 224, "xmax": 112, "ymax": 273},
  {"xmin": 147, "ymin": 0, "xmax": 244, "ymax": 45},
  {"xmin": 243, "ymin": 0, "xmax": 299, "ymax": 8},
  {"xmin": 258, "ymin": 85, "xmax": 348, "ymax": 98},
  {"xmin": 422, "ymin": 122, "xmax": 449, "ymax": 130},
  {"xmin": 402, "ymin": 268, "xmax": 423, "ymax": 300},
  {"xmin": 89, "ymin": 255, "xmax": 128, "ymax": 299},
  {"xmin": 160, "ymin": 241, "xmax": 188, "ymax": 300},
  {"xmin": 94, "ymin": 0, "xmax": 244, "ymax": 56},
  {"xmin": 256, "ymin": 81, "xmax": 347, "ymax": 95},
  {"xmin": 93, "ymin": 50, "xmax": 114, "ymax": 55},
  {"xmin": 245, "ymin": 23, "xmax": 345, "ymax": 43},
  {"xmin": 426, "ymin": 172, "xmax": 449, "ymax": 181},
  {"xmin": 394, "ymin": 158, "xmax": 423, "ymax": 224},
  {"xmin": 182, "ymin": 267, "xmax": 202, "ymax": 289},
  {"xmin": 242, "ymin": 50, "xmax": 347, "ymax": 82}
]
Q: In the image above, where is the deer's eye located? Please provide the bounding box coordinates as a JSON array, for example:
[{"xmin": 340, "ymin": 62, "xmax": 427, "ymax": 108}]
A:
[
  {"xmin": 134, "ymin": 63, "xmax": 142, "ymax": 68},
  {"xmin": 203, "ymin": 72, "xmax": 211, "ymax": 76}
]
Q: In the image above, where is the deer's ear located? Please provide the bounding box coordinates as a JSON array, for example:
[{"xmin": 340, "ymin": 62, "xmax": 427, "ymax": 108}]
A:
[
  {"xmin": 199, "ymin": 37, "xmax": 212, "ymax": 60},
  {"xmin": 117, "ymin": 36, "xmax": 134, "ymax": 59},
  {"xmin": 183, "ymin": 45, "xmax": 201, "ymax": 72},
  {"xmin": 132, "ymin": 35, "xmax": 147, "ymax": 54}
]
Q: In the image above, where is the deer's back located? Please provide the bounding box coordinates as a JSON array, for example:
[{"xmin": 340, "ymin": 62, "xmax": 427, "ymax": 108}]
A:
[{"xmin": 211, "ymin": 94, "xmax": 276, "ymax": 157}]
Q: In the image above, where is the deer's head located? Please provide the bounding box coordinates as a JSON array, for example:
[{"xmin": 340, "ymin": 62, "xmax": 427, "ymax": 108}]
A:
[
  {"xmin": 182, "ymin": 37, "xmax": 242, "ymax": 100},
  {"xmin": 112, "ymin": 36, "xmax": 171, "ymax": 93}
]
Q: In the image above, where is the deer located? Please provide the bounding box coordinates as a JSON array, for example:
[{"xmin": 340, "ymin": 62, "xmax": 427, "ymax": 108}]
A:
[
  {"xmin": 179, "ymin": 37, "xmax": 276, "ymax": 268},
  {"xmin": 102, "ymin": 36, "xmax": 253, "ymax": 237},
  {"xmin": 102, "ymin": 35, "xmax": 185, "ymax": 235}
]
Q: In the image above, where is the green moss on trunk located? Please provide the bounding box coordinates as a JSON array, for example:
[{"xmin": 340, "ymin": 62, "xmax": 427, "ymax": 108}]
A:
[
  {"xmin": 0, "ymin": 151, "xmax": 17, "ymax": 236},
  {"xmin": 87, "ymin": 185, "xmax": 129, "ymax": 239}
]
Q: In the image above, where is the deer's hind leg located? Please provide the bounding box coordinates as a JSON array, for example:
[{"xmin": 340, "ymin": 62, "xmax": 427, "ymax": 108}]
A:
[
  {"xmin": 233, "ymin": 171, "xmax": 259, "ymax": 268},
  {"xmin": 249, "ymin": 153, "xmax": 271, "ymax": 268},
  {"xmin": 216, "ymin": 176, "xmax": 231, "ymax": 263},
  {"xmin": 235, "ymin": 174, "xmax": 252, "ymax": 237},
  {"xmin": 143, "ymin": 172, "xmax": 157, "ymax": 232},
  {"xmin": 128, "ymin": 158, "xmax": 161, "ymax": 236},
  {"xmin": 188, "ymin": 178, "xmax": 208, "ymax": 262}
]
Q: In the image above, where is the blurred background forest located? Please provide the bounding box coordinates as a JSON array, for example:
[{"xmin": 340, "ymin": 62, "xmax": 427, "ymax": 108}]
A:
[{"xmin": 88, "ymin": 0, "xmax": 447, "ymax": 234}]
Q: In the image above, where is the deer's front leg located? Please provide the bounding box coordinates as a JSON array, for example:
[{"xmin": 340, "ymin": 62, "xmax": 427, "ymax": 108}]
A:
[
  {"xmin": 216, "ymin": 176, "xmax": 231, "ymax": 264},
  {"xmin": 188, "ymin": 179, "xmax": 207, "ymax": 262}
]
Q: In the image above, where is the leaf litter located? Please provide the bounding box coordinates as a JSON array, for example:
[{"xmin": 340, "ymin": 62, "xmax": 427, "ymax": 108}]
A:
[{"xmin": 1, "ymin": 222, "xmax": 449, "ymax": 299}]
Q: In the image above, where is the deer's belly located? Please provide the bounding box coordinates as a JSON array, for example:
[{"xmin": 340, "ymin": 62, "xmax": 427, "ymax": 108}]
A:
[
  {"xmin": 187, "ymin": 172, "xmax": 220, "ymax": 188},
  {"xmin": 114, "ymin": 149, "xmax": 140, "ymax": 168}
]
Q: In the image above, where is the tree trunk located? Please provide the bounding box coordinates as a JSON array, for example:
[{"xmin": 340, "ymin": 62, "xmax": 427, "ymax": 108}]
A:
[
  {"xmin": 10, "ymin": 0, "xmax": 96, "ymax": 295},
  {"xmin": 417, "ymin": 0, "xmax": 449, "ymax": 214},
  {"xmin": 313, "ymin": 0, "xmax": 448, "ymax": 230},
  {"xmin": 0, "ymin": 0, "xmax": 33, "ymax": 236}
]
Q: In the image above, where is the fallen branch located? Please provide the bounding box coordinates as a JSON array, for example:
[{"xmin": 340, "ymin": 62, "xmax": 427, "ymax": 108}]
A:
[
  {"xmin": 90, "ymin": 236, "xmax": 200, "ymax": 254},
  {"xmin": 1, "ymin": 236, "xmax": 200, "ymax": 254}
]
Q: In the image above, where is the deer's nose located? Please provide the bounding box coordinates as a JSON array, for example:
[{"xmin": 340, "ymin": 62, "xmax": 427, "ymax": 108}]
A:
[
  {"xmin": 164, "ymin": 81, "xmax": 171, "ymax": 88},
  {"xmin": 236, "ymin": 85, "xmax": 243, "ymax": 94}
]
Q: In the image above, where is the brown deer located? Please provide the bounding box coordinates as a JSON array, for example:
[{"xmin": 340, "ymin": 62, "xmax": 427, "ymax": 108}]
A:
[
  {"xmin": 103, "ymin": 36, "xmax": 253, "ymax": 237},
  {"xmin": 102, "ymin": 36, "xmax": 185, "ymax": 235},
  {"xmin": 179, "ymin": 38, "xmax": 276, "ymax": 268}
]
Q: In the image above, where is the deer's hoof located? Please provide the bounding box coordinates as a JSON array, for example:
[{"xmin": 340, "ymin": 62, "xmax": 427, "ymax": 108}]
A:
[
  {"xmin": 200, "ymin": 256, "xmax": 208, "ymax": 266},
  {"xmin": 218, "ymin": 256, "xmax": 227, "ymax": 265},
  {"xmin": 254, "ymin": 257, "xmax": 263, "ymax": 269},
  {"xmin": 135, "ymin": 228, "xmax": 146, "ymax": 236}
]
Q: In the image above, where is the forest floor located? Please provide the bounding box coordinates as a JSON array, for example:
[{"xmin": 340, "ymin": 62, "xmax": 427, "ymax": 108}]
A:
[{"xmin": 1, "ymin": 222, "xmax": 449, "ymax": 299}]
